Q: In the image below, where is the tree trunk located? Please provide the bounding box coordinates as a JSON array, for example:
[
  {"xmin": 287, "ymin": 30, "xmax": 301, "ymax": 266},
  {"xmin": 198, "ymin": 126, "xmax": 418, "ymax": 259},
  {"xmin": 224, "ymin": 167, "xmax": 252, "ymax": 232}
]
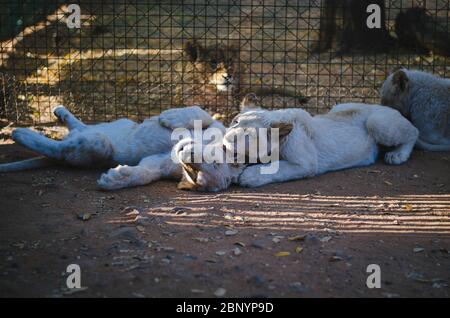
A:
[{"xmin": 312, "ymin": 0, "xmax": 394, "ymax": 54}]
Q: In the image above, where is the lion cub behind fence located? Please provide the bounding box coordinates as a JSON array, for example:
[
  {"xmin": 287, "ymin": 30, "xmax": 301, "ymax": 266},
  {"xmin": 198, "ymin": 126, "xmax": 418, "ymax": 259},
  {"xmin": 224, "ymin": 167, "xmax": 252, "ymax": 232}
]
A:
[{"xmin": 177, "ymin": 40, "xmax": 308, "ymax": 119}]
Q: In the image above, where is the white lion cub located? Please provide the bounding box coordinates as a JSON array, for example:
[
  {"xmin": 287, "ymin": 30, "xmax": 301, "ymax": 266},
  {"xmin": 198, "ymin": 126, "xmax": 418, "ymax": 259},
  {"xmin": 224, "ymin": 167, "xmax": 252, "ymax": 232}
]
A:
[
  {"xmin": 0, "ymin": 105, "xmax": 225, "ymax": 190},
  {"xmin": 221, "ymin": 103, "xmax": 419, "ymax": 188},
  {"xmin": 380, "ymin": 68, "xmax": 450, "ymax": 151}
]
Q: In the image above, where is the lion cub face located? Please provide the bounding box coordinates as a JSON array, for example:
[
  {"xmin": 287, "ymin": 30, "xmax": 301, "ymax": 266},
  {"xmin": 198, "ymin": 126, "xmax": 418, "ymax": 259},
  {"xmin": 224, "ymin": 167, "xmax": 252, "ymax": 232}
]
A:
[
  {"xmin": 174, "ymin": 138, "xmax": 243, "ymax": 192},
  {"xmin": 184, "ymin": 40, "xmax": 240, "ymax": 92}
]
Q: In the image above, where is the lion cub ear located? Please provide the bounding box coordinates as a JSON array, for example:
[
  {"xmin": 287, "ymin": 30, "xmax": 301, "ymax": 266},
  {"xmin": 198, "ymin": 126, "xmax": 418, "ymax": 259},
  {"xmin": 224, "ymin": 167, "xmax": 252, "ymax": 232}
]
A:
[
  {"xmin": 184, "ymin": 40, "xmax": 203, "ymax": 62},
  {"xmin": 240, "ymin": 93, "xmax": 261, "ymax": 113},
  {"xmin": 270, "ymin": 123, "xmax": 294, "ymax": 140},
  {"xmin": 177, "ymin": 179, "xmax": 197, "ymax": 191},
  {"xmin": 392, "ymin": 69, "xmax": 409, "ymax": 92},
  {"xmin": 177, "ymin": 175, "xmax": 197, "ymax": 191}
]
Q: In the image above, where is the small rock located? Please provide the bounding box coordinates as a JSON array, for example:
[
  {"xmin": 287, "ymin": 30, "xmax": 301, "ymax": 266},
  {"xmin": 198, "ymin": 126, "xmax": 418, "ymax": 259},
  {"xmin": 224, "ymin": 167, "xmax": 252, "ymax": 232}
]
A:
[
  {"xmin": 432, "ymin": 282, "xmax": 448, "ymax": 289},
  {"xmin": 125, "ymin": 209, "xmax": 140, "ymax": 216},
  {"xmin": 413, "ymin": 247, "xmax": 424, "ymax": 253},
  {"xmin": 77, "ymin": 213, "xmax": 91, "ymax": 221},
  {"xmin": 191, "ymin": 289, "xmax": 205, "ymax": 294},
  {"xmin": 319, "ymin": 236, "xmax": 332, "ymax": 243},
  {"xmin": 329, "ymin": 255, "xmax": 343, "ymax": 262},
  {"xmin": 216, "ymin": 251, "xmax": 227, "ymax": 256},
  {"xmin": 214, "ymin": 288, "xmax": 226, "ymax": 297},
  {"xmin": 225, "ymin": 230, "xmax": 238, "ymax": 236},
  {"xmin": 233, "ymin": 247, "xmax": 242, "ymax": 256}
]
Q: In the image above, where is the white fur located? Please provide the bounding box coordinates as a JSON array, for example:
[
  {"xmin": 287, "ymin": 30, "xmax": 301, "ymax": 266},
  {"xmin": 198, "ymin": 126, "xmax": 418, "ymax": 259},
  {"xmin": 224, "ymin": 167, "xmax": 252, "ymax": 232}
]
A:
[
  {"xmin": 380, "ymin": 68, "xmax": 450, "ymax": 151},
  {"xmin": 4, "ymin": 105, "xmax": 225, "ymax": 190},
  {"xmin": 223, "ymin": 103, "xmax": 419, "ymax": 188}
]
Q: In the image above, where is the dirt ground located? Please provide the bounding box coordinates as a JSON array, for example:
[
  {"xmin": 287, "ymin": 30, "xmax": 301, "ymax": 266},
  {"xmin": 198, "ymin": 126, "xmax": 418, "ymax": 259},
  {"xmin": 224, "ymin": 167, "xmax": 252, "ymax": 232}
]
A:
[{"xmin": 0, "ymin": 142, "xmax": 449, "ymax": 298}]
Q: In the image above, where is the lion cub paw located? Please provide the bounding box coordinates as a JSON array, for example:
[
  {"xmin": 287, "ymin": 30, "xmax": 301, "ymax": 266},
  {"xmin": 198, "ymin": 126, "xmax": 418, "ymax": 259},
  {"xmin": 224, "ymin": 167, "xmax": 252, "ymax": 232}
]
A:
[
  {"xmin": 97, "ymin": 165, "xmax": 134, "ymax": 190},
  {"xmin": 238, "ymin": 165, "xmax": 269, "ymax": 188},
  {"xmin": 384, "ymin": 151, "xmax": 409, "ymax": 165},
  {"xmin": 52, "ymin": 105, "xmax": 70, "ymax": 123}
]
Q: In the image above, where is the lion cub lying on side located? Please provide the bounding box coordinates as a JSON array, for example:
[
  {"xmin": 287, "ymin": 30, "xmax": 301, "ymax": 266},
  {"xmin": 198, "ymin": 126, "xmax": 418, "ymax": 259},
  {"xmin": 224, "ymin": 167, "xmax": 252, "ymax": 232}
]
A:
[
  {"xmin": 380, "ymin": 68, "xmax": 450, "ymax": 151},
  {"xmin": 178, "ymin": 103, "xmax": 419, "ymax": 190}
]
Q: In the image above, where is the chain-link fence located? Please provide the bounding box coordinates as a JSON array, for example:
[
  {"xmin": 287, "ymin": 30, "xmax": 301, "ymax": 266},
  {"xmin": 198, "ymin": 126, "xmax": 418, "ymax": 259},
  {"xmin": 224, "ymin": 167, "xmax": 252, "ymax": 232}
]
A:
[{"xmin": 0, "ymin": 0, "xmax": 448, "ymax": 125}]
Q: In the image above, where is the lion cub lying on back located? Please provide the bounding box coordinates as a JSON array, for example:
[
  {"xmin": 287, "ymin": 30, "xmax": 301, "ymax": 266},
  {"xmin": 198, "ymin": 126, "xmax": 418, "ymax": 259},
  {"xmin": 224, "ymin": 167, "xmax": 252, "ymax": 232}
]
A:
[
  {"xmin": 380, "ymin": 68, "xmax": 450, "ymax": 151},
  {"xmin": 177, "ymin": 103, "xmax": 419, "ymax": 190},
  {"xmin": 0, "ymin": 104, "xmax": 227, "ymax": 191}
]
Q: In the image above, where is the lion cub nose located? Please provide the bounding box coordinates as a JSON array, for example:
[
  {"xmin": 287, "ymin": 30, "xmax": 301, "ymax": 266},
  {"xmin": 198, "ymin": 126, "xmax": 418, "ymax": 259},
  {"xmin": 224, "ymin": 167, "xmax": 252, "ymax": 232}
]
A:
[{"xmin": 222, "ymin": 74, "xmax": 232, "ymax": 82}]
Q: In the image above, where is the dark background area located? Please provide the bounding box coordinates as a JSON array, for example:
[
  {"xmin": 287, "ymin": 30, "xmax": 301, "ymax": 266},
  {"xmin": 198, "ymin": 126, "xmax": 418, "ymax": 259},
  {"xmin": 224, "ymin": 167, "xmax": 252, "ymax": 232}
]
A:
[{"xmin": 0, "ymin": 0, "xmax": 449, "ymax": 124}]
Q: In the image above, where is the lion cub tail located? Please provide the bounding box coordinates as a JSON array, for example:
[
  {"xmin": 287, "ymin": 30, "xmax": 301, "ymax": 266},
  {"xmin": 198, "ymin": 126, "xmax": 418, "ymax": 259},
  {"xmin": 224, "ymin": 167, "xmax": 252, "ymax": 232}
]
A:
[
  {"xmin": 416, "ymin": 139, "xmax": 450, "ymax": 152},
  {"xmin": 0, "ymin": 156, "xmax": 54, "ymax": 172}
]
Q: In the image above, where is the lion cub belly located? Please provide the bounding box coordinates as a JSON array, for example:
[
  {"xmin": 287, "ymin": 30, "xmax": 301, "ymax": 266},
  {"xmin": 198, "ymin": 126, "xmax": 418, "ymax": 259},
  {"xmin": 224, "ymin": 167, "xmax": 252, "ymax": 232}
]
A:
[{"xmin": 68, "ymin": 118, "xmax": 173, "ymax": 165}]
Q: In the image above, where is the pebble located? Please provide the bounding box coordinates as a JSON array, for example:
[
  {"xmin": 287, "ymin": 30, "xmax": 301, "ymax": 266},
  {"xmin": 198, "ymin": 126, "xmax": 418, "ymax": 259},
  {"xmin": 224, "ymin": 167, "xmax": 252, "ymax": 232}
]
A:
[
  {"xmin": 216, "ymin": 251, "xmax": 227, "ymax": 256},
  {"xmin": 77, "ymin": 212, "xmax": 91, "ymax": 221},
  {"xmin": 319, "ymin": 236, "xmax": 332, "ymax": 243},
  {"xmin": 329, "ymin": 255, "xmax": 343, "ymax": 262},
  {"xmin": 214, "ymin": 288, "xmax": 227, "ymax": 297},
  {"xmin": 233, "ymin": 247, "xmax": 242, "ymax": 256},
  {"xmin": 225, "ymin": 230, "xmax": 238, "ymax": 236},
  {"xmin": 125, "ymin": 209, "xmax": 140, "ymax": 216}
]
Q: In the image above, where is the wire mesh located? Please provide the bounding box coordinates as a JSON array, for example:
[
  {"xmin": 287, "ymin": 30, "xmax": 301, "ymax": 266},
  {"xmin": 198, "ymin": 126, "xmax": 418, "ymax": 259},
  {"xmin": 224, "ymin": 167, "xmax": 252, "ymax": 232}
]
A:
[{"xmin": 0, "ymin": 0, "xmax": 448, "ymax": 125}]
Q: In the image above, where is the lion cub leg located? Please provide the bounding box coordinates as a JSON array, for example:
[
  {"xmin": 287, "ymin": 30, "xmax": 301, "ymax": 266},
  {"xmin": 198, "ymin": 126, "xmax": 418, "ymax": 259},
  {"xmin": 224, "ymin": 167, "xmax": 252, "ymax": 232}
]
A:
[
  {"xmin": 52, "ymin": 105, "xmax": 87, "ymax": 131},
  {"xmin": 366, "ymin": 110, "xmax": 419, "ymax": 165},
  {"xmin": 12, "ymin": 128, "xmax": 113, "ymax": 166},
  {"xmin": 97, "ymin": 153, "xmax": 182, "ymax": 190}
]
